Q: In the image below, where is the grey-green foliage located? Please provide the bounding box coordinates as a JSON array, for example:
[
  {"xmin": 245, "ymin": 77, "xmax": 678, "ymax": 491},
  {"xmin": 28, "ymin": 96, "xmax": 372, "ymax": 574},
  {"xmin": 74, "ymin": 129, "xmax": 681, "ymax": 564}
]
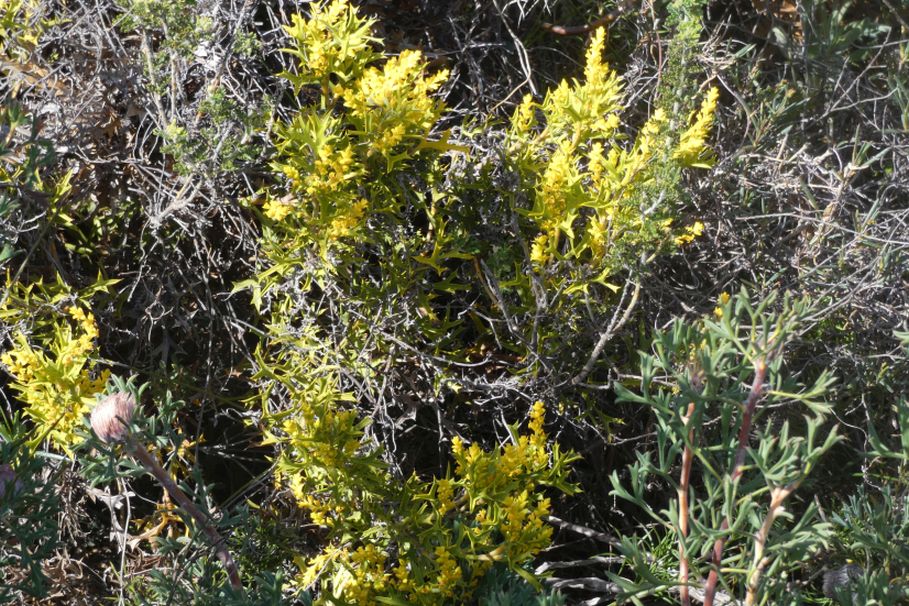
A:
[
  {"xmin": 827, "ymin": 487, "xmax": 909, "ymax": 605},
  {"xmin": 825, "ymin": 330, "xmax": 909, "ymax": 604},
  {"xmin": 608, "ymin": 288, "xmax": 840, "ymax": 604},
  {"xmin": 0, "ymin": 413, "xmax": 61, "ymax": 601},
  {"xmin": 0, "ymin": 104, "xmax": 55, "ymax": 265},
  {"xmin": 475, "ymin": 565, "xmax": 566, "ymax": 606}
]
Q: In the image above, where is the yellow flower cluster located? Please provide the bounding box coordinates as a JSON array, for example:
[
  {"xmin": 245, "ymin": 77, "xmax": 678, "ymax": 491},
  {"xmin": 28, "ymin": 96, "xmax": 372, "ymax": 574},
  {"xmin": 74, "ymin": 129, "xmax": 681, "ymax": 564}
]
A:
[
  {"xmin": 452, "ymin": 401, "xmax": 550, "ymax": 490},
  {"xmin": 536, "ymin": 141, "xmax": 576, "ymax": 235},
  {"xmin": 262, "ymin": 194, "xmax": 293, "ymax": 222},
  {"xmin": 282, "ymin": 0, "xmax": 376, "ymax": 87},
  {"xmin": 674, "ymin": 220, "xmax": 705, "ymax": 245},
  {"xmin": 327, "ymin": 198, "xmax": 368, "ymax": 241},
  {"xmin": 499, "ymin": 491, "xmax": 552, "ymax": 560},
  {"xmin": 298, "ymin": 546, "xmax": 388, "ymax": 605},
  {"xmin": 434, "ymin": 546, "xmax": 462, "ymax": 597},
  {"xmin": 1, "ymin": 305, "xmax": 109, "ymax": 454},
  {"xmin": 264, "ymin": 362, "xmax": 575, "ymax": 604},
  {"xmin": 619, "ymin": 108, "xmax": 669, "ymax": 186},
  {"xmin": 509, "ymin": 94, "xmax": 536, "ymax": 143},
  {"xmin": 435, "ymin": 477, "xmax": 455, "ymax": 514},
  {"xmin": 544, "ymin": 28, "xmax": 623, "ymax": 142},
  {"xmin": 529, "ymin": 141, "xmax": 579, "ymax": 266},
  {"xmin": 307, "ymin": 143, "xmax": 358, "ymax": 196},
  {"xmin": 714, "ymin": 290, "xmax": 731, "ymax": 318},
  {"xmin": 530, "ymin": 233, "xmax": 550, "ymax": 265},
  {"xmin": 509, "ymin": 28, "xmax": 717, "ymax": 284},
  {"xmin": 268, "ymin": 0, "xmax": 451, "ymax": 265},
  {"xmin": 340, "ymin": 49, "xmax": 448, "ymax": 158},
  {"xmin": 674, "ymin": 87, "xmax": 720, "ymax": 167},
  {"xmin": 346, "ymin": 545, "xmax": 389, "ymax": 604}
]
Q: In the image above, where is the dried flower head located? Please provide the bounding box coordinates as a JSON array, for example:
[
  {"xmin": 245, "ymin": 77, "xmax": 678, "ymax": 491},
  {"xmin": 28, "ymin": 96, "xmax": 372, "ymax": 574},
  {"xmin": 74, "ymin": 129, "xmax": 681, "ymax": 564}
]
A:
[{"xmin": 91, "ymin": 391, "xmax": 137, "ymax": 443}]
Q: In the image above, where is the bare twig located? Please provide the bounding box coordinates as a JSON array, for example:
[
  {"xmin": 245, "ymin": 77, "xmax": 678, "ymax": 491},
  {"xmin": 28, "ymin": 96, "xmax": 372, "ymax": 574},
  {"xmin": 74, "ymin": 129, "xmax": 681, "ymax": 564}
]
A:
[
  {"xmin": 542, "ymin": 0, "xmax": 637, "ymax": 36},
  {"xmin": 571, "ymin": 280, "xmax": 641, "ymax": 385}
]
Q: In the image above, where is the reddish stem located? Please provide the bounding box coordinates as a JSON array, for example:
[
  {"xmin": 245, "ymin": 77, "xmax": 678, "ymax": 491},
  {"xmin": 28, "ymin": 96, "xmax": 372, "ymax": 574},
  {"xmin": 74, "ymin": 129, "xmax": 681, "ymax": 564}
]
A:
[
  {"xmin": 678, "ymin": 401, "xmax": 696, "ymax": 606},
  {"xmin": 702, "ymin": 358, "xmax": 767, "ymax": 606},
  {"xmin": 127, "ymin": 437, "xmax": 243, "ymax": 592},
  {"xmin": 744, "ymin": 481, "xmax": 800, "ymax": 605}
]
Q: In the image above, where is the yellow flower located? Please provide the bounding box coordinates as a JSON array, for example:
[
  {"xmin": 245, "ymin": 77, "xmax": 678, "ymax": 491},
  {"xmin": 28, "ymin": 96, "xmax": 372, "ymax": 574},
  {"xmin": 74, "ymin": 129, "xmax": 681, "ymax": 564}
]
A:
[
  {"xmin": 714, "ymin": 291, "xmax": 731, "ymax": 318},
  {"xmin": 509, "ymin": 94, "xmax": 536, "ymax": 138},
  {"xmin": 674, "ymin": 87, "xmax": 719, "ymax": 167},
  {"xmin": 534, "ymin": 140, "xmax": 577, "ymax": 236},
  {"xmin": 674, "ymin": 221, "xmax": 705, "ymax": 245},
  {"xmin": 282, "ymin": 0, "xmax": 377, "ymax": 85},
  {"xmin": 544, "ymin": 27, "xmax": 623, "ymax": 140},
  {"xmin": 327, "ymin": 198, "xmax": 368, "ymax": 240},
  {"xmin": 436, "ymin": 478, "xmax": 455, "ymax": 514},
  {"xmin": 263, "ymin": 197, "xmax": 293, "ymax": 222},
  {"xmin": 530, "ymin": 233, "xmax": 549, "ymax": 265},
  {"xmin": 341, "ymin": 49, "xmax": 448, "ymax": 158},
  {"xmin": 529, "ymin": 401, "xmax": 546, "ymax": 442},
  {"xmin": 434, "ymin": 546, "xmax": 462, "ymax": 596}
]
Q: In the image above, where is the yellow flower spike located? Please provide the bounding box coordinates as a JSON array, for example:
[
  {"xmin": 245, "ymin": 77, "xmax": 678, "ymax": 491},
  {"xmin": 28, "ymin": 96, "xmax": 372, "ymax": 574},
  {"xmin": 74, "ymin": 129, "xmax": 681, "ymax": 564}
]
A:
[
  {"xmin": 675, "ymin": 86, "xmax": 720, "ymax": 167},
  {"xmin": 530, "ymin": 233, "xmax": 550, "ymax": 265},
  {"xmin": 510, "ymin": 93, "xmax": 536, "ymax": 138}
]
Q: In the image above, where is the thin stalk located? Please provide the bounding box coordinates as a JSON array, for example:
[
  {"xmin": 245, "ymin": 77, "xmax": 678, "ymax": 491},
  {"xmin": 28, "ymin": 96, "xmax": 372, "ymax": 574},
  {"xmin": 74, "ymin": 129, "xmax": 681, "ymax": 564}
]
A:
[
  {"xmin": 678, "ymin": 400, "xmax": 696, "ymax": 606},
  {"xmin": 126, "ymin": 437, "xmax": 243, "ymax": 592},
  {"xmin": 703, "ymin": 358, "xmax": 768, "ymax": 606},
  {"xmin": 744, "ymin": 482, "xmax": 800, "ymax": 605}
]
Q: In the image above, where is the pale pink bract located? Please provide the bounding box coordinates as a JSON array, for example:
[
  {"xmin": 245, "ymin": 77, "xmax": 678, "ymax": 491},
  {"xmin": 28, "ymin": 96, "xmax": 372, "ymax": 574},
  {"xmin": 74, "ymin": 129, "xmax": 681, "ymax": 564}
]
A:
[{"xmin": 90, "ymin": 391, "xmax": 137, "ymax": 443}]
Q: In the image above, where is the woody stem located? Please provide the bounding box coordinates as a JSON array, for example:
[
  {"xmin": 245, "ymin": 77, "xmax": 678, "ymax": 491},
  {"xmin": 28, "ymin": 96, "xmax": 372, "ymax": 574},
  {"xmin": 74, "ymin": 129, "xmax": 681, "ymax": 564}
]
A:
[{"xmin": 126, "ymin": 436, "xmax": 242, "ymax": 592}]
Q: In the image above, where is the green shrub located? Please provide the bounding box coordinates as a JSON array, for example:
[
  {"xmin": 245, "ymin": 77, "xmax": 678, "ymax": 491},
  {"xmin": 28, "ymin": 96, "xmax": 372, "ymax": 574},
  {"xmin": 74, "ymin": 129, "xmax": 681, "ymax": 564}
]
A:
[{"xmin": 609, "ymin": 289, "xmax": 839, "ymax": 604}]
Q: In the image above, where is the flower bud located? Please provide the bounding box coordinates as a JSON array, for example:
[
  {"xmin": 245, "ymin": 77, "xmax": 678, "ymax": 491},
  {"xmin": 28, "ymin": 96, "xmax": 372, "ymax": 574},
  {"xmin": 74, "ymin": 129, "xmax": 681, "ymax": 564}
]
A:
[{"xmin": 91, "ymin": 391, "xmax": 137, "ymax": 443}]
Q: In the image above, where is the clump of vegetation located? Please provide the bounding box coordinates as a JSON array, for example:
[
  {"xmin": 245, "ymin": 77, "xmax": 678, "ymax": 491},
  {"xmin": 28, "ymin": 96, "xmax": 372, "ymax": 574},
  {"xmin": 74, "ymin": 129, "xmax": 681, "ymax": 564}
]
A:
[{"xmin": 1, "ymin": 0, "xmax": 908, "ymax": 603}]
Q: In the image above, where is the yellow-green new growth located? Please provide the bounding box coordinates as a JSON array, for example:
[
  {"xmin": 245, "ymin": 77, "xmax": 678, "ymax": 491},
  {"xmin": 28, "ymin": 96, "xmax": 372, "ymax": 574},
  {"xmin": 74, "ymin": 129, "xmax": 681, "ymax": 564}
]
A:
[
  {"xmin": 281, "ymin": 0, "xmax": 378, "ymax": 88},
  {"xmin": 675, "ymin": 86, "xmax": 720, "ymax": 167},
  {"xmin": 260, "ymin": 0, "xmax": 452, "ymax": 275},
  {"xmin": 509, "ymin": 29, "xmax": 717, "ymax": 279},
  {"xmin": 2, "ymin": 305, "xmax": 109, "ymax": 454}
]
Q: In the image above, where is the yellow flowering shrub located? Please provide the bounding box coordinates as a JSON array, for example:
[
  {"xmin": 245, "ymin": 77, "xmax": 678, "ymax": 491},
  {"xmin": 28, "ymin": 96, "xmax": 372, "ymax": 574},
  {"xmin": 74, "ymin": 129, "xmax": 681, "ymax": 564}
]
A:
[
  {"xmin": 256, "ymin": 360, "xmax": 577, "ymax": 605},
  {"xmin": 249, "ymin": 286, "xmax": 576, "ymax": 602},
  {"xmin": 509, "ymin": 28, "xmax": 717, "ymax": 280},
  {"xmin": 0, "ymin": 277, "xmax": 116, "ymax": 454},
  {"xmin": 279, "ymin": 0, "xmax": 377, "ymax": 88},
  {"xmin": 243, "ymin": 2, "xmax": 719, "ymax": 602},
  {"xmin": 253, "ymin": 0, "xmax": 451, "ymax": 282}
]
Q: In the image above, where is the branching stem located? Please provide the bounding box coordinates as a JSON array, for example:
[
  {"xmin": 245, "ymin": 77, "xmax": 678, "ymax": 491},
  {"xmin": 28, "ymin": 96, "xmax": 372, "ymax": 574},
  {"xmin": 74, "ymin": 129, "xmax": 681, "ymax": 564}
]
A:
[
  {"xmin": 702, "ymin": 357, "xmax": 768, "ymax": 606},
  {"xmin": 744, "ymin": 482, "xmax": 800, "ymax": 605}
]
